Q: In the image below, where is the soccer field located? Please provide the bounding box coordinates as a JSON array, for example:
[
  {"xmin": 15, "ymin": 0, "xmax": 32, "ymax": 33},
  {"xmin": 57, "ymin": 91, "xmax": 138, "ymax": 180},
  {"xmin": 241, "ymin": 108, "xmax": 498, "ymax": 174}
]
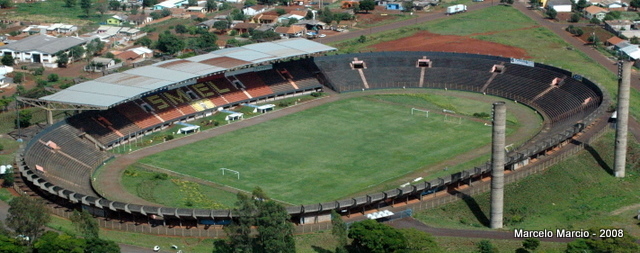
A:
[{"xmin": 140, "ymin": 96, "xmax": 495, "ymax": 204}]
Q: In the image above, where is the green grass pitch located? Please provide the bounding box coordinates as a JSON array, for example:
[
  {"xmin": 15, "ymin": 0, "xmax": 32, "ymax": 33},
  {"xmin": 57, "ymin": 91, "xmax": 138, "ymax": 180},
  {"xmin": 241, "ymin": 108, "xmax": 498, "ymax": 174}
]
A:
[{"xmin": 140, "ymin": 96, "xmax": 494, "ymax": 205}]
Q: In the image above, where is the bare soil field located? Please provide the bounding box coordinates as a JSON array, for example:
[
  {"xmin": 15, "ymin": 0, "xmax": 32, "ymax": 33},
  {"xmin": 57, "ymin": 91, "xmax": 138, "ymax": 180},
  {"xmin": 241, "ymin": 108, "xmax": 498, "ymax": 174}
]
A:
[{"xmin": 370, "ymin": 30, "xmax": 529, "ymax": 58}]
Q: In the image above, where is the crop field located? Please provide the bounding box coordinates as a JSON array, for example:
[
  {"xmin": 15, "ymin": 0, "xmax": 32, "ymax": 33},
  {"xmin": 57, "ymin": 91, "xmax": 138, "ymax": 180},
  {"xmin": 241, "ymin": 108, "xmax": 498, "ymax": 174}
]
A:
[{"xmin": 137, "ymin": 95, "xmax": 516, "ymax": 205}]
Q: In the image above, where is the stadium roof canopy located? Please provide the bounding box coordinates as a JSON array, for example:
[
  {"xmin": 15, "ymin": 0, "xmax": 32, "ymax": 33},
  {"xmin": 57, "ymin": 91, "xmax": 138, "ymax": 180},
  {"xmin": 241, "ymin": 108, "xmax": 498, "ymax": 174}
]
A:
[{"xmin": 36, "ymin": 39, "xmax": 336, "ymax": 110}]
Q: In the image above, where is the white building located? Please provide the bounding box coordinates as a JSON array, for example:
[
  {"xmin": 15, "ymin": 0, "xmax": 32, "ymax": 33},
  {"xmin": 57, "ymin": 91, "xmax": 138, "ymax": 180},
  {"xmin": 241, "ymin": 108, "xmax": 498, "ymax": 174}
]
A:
[{"xmin": 0, "ymin": 35, "xmax": 89, "ymax": 68}]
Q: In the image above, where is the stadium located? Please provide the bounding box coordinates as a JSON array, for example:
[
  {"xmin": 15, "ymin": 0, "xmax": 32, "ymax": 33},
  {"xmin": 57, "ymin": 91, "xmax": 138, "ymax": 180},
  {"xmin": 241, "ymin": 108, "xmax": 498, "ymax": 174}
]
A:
[{"xmin": 13, "ymin": 39, "xmax": 608, "ymax": 234}]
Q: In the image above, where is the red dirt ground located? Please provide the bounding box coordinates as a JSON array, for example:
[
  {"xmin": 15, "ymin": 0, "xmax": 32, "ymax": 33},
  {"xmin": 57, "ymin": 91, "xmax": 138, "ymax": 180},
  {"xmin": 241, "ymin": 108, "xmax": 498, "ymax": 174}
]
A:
[{"xmin": 370, "ymin": 30, "xmax": 530, "ymax": 59}]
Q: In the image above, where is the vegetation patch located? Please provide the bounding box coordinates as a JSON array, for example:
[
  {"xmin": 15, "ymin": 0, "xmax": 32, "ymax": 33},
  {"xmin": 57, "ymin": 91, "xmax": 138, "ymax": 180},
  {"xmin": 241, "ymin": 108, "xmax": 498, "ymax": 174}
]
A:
[{"xmin": 415, "ymin": 131, "xmax": 640, "ymax": 238}]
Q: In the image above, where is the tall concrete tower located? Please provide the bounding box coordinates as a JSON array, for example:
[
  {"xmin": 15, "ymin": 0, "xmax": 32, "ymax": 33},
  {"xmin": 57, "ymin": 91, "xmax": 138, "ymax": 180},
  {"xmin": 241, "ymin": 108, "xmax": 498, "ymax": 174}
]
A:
[
  {"xmin": 614, "ymin": 60, "xmax": 632, "ymax": 178},
  {"xmin": 490, "ymin": 101, "xmax": 506, "ymax": 229}
]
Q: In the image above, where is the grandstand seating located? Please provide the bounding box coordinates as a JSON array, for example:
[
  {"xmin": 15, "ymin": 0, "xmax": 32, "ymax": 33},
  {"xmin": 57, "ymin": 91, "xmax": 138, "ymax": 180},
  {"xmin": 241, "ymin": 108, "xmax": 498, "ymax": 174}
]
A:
[
  {"xmin": 235, "ymin": 72, "xmax": 274, "ymax": 98},
  {"xmin": 117, "ymin": 102, "xmax": 163, "ymax": 129},
  {"xmin": 20, "ymin": 51, "xmax": 606, "ymax": 228},
  {"xmin": 24, "ymin": 123, "xmax": 110, "ymax": 195}
]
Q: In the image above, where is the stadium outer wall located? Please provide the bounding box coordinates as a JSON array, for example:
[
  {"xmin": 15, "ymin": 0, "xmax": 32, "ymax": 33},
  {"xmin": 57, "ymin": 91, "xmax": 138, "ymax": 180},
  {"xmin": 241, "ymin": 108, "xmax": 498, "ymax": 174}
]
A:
[{"xmin": 15, "ymin": 52, "xmax": 610, "ymax": 235}]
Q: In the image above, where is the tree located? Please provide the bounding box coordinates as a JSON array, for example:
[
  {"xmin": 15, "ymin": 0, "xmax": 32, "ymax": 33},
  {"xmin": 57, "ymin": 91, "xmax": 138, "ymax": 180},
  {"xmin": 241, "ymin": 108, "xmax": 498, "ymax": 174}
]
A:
[
  {"xmin": 134, "ymin": 36, "xmax": 153, "ymax": 47},
  {"xmin": 12, "ymin": 72, "xmax": 23, "ymax": 84},
  {"xmin": 188, "ymin": 0, "xmax": 197, "ymax": 5},
  {"xmin": 194, "ymin": 32, "xmax": 219, "ymax": 50},
  {"xmin": 108, "ymin": 0, "xmax": 120, "ymax": 10},
  {"xmin": 632, "ymin": 0, "xmax": 640, "ymax": 10},
  {"xmin": 96, "ymin": 2, "xmax": 108, "ymax": 16},
  {"xmin": 476, "ymin": 240, "xmax": 499, "ymax": 253},
  {"xmin": 575, "ymin": 28, "xmax": 584, "ymax": 36},
  {"xmin": 358, "ymin": 35, "xmax": 366, "ymax": 43},
  {"xmin": 399, "ymin": 228, "xmax": 440, "ymax": 252},
  {"xmin": 175, "ymin": 24, "xmax": 188, "ymax": 34},
  {"xmin": 231, "ymin": 9, "xmax": 246, "ymax": 20},
  {"xmin": 70, "ymin": 210, "xmax": 99, "ymax": 239},
  {"xmin": 569, "ymin": 12, "xmax": 581, "ymax": 22},
  {"xmin": 0, "ymin": 234, "xmax": 26, "ymax": 253},
  {"xmin": 256, "ymin": 201, "xmax": 295, "ymax": 253},
  {"xmin": 500, "ymin": 0, "xmax": 514, "ymax": 4},
  {"xmin": 206, "ymin": 0, "xmax": 217, "ymax": 12},
  {"xmin": 224, "ymin": 192, "xmax": 257, "ymax": 252},
  {"xmin": 6, "ymin": 195, "xmax": 51, "ymax": 243},
  {"xmin": 529, "ymin": 0, "xmax": 541, "ymax": 8},
  {"xmin": 402, "ymin": 0, "xmax": 413, "ymax": 12},
  {"xmin": 1, "ymin": 54, "xmax": 13, "ymax": 66},
  {"xmin": 142, "ymin": 0, "xmax": 157, "ymax": 7},
  {"xmin": 85, "ymin": 238, "xmax": 120, "ymax": 253},
  {"xmin": 631, "ymin": 36, "xmax": 640, "ymax": 44},
  {"xmin": 65, "ymin": 0, "xmax": 76, "ymax": 7},
  {"xmin": 2, "ymin": 172, "xmax": 14, "ymax": 187},
  {"xmin": 0, "ymin": 0, "xmax": 12, "ymax": 8},
  {"xmin": 32, "ymin": 231, "xmax": 85, "ymax": 252},
  {"xmin": 80, "ymin": 0, "xmax": 92, "ymax": 18},
  {"xmin": 349, "ymin": 220, "xmax": 407, "ymax": 253},
  {"xmin": 331, "ymin": 210, "xmax": 347, "ymax": 253},
  {"xmin": 546, "ymin": 8, "xmax": 557, "ymax": 19},
  {"xmin": 245, "ymin": 0, "xmax": 257, "ymax": 5},
  {"xmin": 522, "ymin": 238, "xmax": 540, "ymax": 251},
  {"xmin": 590, "ymin": 17, "xmax": 601, "ymax": 25},
  {"xmin": 213, "ymin": 21, "xmax": 229, "ymax": 32},
  {"xmin": 359, "ymin": 0, "xmax": 375, "ymax": 13},
  {"xmin": 576, "ymin": 0, "xmax": 588, "ymax": 10},
  {"xmin": 69, "ymin": 45, "xmax": 86, "ymax": 60},
  {"xmin": 156, "ymin": 32, "xmax": 185, "ymax": 54},
  {"xmin": 161, "ymin": 8, "xmax": 172, "ymax": 17},
  {"xmin": 16, "ymin": 109, "xmax": 32, "ymax": 128}
]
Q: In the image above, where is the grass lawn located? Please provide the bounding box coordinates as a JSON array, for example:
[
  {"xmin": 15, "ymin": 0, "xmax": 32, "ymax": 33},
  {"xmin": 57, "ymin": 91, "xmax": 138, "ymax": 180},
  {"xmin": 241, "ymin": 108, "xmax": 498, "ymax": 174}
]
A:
[
  {"xmin": 139, "ymin": 95, "xmax": 497, "ymax": 205},
  {"xmin": 47, "ymin": 215, "xmax": 216, "ymax": 253},
  {"xmin": 11, "ymin": 0, "xmax": 106, "ymax": 27},
  {"xmin": 415, "ymin": 130, "xmax": 640, "ymax": 238},
  {"xmin": 121, "ymin": 164, "xmax": 239, "ymax": 208}
]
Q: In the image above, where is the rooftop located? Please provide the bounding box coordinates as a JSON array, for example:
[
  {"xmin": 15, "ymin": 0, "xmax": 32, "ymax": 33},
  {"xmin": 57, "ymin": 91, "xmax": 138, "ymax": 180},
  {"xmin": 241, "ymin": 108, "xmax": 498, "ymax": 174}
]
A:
[{"xmin": 39, "ymin": 39, "xmax": 336, "ymax": 108}]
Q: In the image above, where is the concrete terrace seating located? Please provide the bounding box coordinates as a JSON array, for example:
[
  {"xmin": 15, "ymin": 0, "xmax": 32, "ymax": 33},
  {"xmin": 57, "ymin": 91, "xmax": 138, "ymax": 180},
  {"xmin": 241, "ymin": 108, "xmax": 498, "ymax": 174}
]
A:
[
  {"xmin": 24, "ymin": 123, "xmax": 109, "ymax": 196},
  {"xmin": 488, "ymin": 74, "xmax": 551, "ymax": 101},
  {"xmin": 206, "ymin": 78, "xmax": 249, "ymax": 104},
  {"xmin": 558, "ymin": 78, "xmax": 601, "ymax": 105},
  {"xmin": 116, "ymin": 102, "xmax": 163, "ymax": 129},
  {"xmin": 503, "ymin": 64, "xmax": 565, "ymax": 83},
  {"xmin": 235, "ymin": 72, "xmax": 274, "ymax": 98},
  {"xmin": 423, "ymin": 68, "xmax": 492, "ymax": 89},
  {"xmin": 532, "ymin": 88, "xmax": 584, "ymax": 122}
]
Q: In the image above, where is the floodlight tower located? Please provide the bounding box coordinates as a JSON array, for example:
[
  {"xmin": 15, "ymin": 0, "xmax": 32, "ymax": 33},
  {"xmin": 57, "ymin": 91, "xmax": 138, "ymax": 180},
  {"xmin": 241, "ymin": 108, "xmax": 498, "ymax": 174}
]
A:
[
  {"xmin": 490, "ymin": 101, "xmax": 506, "ymax": 229},
  {"xmin": 614, "ymin": 60, "xmax": 633, "ymax": 178}
]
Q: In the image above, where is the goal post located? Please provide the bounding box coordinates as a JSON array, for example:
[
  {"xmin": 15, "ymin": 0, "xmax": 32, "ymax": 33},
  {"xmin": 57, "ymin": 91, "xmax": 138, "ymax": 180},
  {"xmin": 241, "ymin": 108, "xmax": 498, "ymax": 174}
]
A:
[
  {"xmin": 411, "ymin": 108, "xmax": 429, "ymax": 118},
  {"xmin": 220, "ymin": 168, "xmax": 240, "ymax": 180}
]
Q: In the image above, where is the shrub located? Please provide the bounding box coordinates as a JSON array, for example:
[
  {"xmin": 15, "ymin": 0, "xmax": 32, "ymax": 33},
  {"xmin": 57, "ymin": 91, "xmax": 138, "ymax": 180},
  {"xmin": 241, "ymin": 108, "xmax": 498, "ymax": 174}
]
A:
[
  {"xmin": 153, "ymin": 173, "xmax": 168, "ymax": 180},
  {"xmin": 310, "ymin": 92, "xmax": 323, "ymax": 97},
  {"xmin": 473, "ymin": 112, "xmax": 490, "ymax": 118},
  {"xmin": 47, "ymin": 73, "xmax": 59, "ymax": 82},
  {"xmin": 165, "ymin": 134, "xmax": 174, "ymax": 140},
  {"xmin": 32, "ymin": 67, "xmax": 44, "ymax": 76}
]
